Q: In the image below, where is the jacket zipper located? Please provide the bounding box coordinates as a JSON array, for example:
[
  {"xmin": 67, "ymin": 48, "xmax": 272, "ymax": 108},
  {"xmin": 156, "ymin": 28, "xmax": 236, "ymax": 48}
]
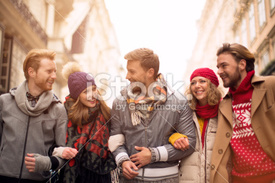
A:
[
  {"xmin": 142, "ymin": 119, "xmax": 149, "ymax": 181},
  {"xmin": 18, "ymin": 116, "xmax": 31, "ymax": 182}
]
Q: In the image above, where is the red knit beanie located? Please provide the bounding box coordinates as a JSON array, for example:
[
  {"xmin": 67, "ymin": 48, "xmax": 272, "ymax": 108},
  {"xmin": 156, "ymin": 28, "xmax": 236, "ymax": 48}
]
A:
[{"xmin": 190, "ymin": 68, "xmax": 219, "ymax": 87}]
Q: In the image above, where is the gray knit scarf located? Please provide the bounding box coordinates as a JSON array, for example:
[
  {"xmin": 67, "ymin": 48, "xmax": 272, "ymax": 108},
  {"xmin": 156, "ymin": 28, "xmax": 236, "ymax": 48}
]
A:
[{"xmin": 14, "ymin": 81, "xmax": 54, "ymax": 117}]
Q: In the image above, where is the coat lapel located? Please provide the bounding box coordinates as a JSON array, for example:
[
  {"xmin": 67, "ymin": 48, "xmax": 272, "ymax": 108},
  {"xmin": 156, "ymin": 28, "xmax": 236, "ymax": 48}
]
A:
[
  {"xmin": 251, "ymin": 88, "xmax": 266, "ymax": 117},
  {"xmin": 219, "ymin": 95, "xmax": 233, "ymax": 128},
  {"xmin": 251, "ymin": 75, "xmax": 266, "ymax": 117}
]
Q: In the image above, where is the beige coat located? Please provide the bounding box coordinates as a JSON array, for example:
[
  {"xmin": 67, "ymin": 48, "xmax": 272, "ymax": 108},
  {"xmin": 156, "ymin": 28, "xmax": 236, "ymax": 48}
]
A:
[
  {"xmin": 179, "ymin": 112, "xmax": 218, "ymax": 183},
  {"xmin": 210, "ymin": 75, "xmax": 275, "ymax": 183}
]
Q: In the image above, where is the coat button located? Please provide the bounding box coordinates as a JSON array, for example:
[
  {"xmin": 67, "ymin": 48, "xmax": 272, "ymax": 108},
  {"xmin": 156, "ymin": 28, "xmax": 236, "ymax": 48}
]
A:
[
  {"xmin": 211, "ymin": 164, "xmax": 215, "ymax": 170},
  {"xmin": 218, "ymin": 149, "xmax": 223, "ymax": 154},
  {"xmin": 226, "ymin": 132, "xmax": 231, "ymax": 138}
]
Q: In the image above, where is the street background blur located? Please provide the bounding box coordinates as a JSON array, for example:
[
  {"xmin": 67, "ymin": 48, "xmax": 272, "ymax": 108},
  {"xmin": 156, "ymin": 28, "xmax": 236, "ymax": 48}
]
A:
[{"xmin": 0, "ymin": 0, "xmax": 274, "ymax": 106}]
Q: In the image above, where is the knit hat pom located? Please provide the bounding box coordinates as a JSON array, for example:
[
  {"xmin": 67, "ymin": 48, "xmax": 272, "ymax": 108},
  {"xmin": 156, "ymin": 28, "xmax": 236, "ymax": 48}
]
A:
[
  {"xmin": 190, "ymin": 68, "xmax": 219, "ymax": 87},
  {"xmin": 62, "ymin": 62, "xmax": 82, "ymax": 81},
  {"xmin": 62, "ymin": 62, "xmax": 96, "ymax": 100}
]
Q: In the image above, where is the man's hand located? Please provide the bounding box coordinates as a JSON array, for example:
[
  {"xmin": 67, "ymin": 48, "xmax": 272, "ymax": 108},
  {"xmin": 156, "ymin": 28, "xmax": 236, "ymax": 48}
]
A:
[
  {"xmin": 25, "ymin": 153, "xmax": 51, "ymax": 172},
  {"xmin": 173, "ymin": 137, "xmax": 189, "ymax": 151},
  {"xmin": 130, "ymin": 146, "xmax": 151, "ymax": 168},
  {"xmin": 25, "ymin": 153, "xmax": 36, "ymax": 172},
  {"xmin": 61, "ymin": 147, "xmax": 78, "ymax": 159},
  {"xmin": 121, "ymin": 160, "xmax": 139, "ymax": 179}
]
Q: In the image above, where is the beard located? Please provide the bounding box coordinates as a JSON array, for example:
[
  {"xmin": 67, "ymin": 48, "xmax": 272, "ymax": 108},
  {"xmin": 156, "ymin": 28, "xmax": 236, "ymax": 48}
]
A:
[
  {"xmin": 35, "ymin": 79, "xmax": 54, "ymax": 92},
  {"xmin": 223, "ymin": 68, "xmax": 242, "ymax": 89}
]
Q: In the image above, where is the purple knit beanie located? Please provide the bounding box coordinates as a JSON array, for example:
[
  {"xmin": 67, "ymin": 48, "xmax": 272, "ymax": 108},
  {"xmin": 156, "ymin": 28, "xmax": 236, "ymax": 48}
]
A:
[
  {"xmin": 190, "ymin": 68, "xmax": 219, "ymax": 87},
  {"xmin": 68, "ymin": 72, "xmax": 96, "ymax": 99}
]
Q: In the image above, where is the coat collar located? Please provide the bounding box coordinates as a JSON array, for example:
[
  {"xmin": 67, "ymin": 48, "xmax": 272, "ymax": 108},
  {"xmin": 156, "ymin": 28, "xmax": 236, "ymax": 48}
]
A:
[{"xmin": 220, "ymin": 75, "xmax": 267, "ymax": 123}]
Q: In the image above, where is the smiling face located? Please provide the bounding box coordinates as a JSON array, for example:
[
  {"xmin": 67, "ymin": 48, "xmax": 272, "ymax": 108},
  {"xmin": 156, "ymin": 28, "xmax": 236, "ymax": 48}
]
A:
[
  {"xmin": 190, "ymin": 76, "xmax": 209, "ymax": 106},
  {"xmin": 79, "ymin": 85, "xmax": 98, "ymax": 108},
  {"xmin": 217, "ymin": 53, "xmax": 243, "ymax": 89},
  {"xmin": 126, "ymin": 60, "xmax": 154, "ymax": 88},
  {"xmin": 29, "ymin": 58, "xmax": 57, "ymax": 95}
]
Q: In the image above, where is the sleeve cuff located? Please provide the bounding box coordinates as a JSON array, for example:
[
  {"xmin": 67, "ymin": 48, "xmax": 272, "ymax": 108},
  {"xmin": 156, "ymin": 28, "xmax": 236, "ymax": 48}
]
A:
[
  {"xmin": 169, "ymin": 133, "xmax": 187, "ymax": 145},
  {"xmin": 52, "ymin": 147, "xmax": 65, "ymax": 158},
  {"xmin": 115, "ymin": 152, "xmax": 130, "ymax": 167},
  {"xmin": 50, "ymin": 156, "xmax": 59, "ymax": 170}
]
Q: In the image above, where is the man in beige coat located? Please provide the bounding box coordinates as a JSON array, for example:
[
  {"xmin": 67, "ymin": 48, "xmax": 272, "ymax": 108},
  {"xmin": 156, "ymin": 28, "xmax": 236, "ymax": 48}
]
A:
[{"xmin": 210, "ymin": 43, "xmax": 275, "ymax": 183}]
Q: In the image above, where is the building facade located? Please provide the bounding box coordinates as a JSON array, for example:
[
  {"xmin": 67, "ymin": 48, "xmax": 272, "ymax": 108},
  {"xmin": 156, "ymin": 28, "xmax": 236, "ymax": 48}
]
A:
[
  {"xmin": 185, "ymin": 0, "xmax": 275, "ymax": 91},
  {"xmin": 0, "ymin": 0, "xmax": 123, "ymax": 103}
]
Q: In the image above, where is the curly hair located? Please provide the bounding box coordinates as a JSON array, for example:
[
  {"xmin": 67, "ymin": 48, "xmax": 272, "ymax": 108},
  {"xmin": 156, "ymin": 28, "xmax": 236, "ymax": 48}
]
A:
[{"xmin": 185, "ymin": 79, "xmax": 222, "ymax": 110}]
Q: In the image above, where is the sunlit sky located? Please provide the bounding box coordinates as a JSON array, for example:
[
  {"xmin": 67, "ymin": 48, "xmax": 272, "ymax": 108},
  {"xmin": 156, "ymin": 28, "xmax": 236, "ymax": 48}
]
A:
[{"xmin": 105, "ymin": 0, "xmax": 206, "ymax": 87}]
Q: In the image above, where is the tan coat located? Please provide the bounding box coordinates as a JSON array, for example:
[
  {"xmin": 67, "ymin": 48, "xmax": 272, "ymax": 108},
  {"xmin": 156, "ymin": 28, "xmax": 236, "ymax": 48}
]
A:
[
  {"xmin": 179, "ymin": 112, "xmax": 217, "ymax": 183},
  {"xmin": 210, "ymin": 75, "xmax": 275, "ymax": 183}
]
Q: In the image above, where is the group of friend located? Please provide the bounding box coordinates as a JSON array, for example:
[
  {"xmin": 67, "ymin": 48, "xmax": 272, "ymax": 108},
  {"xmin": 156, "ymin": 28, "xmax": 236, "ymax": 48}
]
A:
[{"xmin": 0, "ymin": 43, "xmax": 274, "ymax": 183}]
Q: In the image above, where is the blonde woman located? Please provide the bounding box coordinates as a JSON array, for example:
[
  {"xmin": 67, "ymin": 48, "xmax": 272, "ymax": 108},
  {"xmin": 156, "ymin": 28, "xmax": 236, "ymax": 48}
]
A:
[{"xmin": 169, "ymin": 68, "xmax": 222, "ymax": 183}]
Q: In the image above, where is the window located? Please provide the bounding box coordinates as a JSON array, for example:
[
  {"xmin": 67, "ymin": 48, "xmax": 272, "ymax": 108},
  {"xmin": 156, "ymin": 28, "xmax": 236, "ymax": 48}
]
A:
[
  {"xmin": 71, "ymin": 16, "xmax": 88, "ymax": 54},
  {"xmin": 10, "ymin": 38, "xmax": 27, "ymax": 88},
  {"xmin": 261, "ymin": 50, "xmax": 270, "ymax": 70},
  {"xmin": 249, "ymin": 3, "xmax": 256, "ymax": 41},
  {"xmin": 241, "ymin": 18, "xmax": 248, "ymax": 47},
  {"xmin": 258, "ymin": 0, "xmax": 266, "ymax": 28},
  {"xmin": 1, "ymin": 36, "xmax": 12, "ymax": 94}
]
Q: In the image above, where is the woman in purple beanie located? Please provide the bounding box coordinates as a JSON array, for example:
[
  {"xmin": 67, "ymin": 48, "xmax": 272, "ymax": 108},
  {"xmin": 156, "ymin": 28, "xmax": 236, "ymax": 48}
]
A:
[
  {"xmin": 169, "ymin": 68, "xmax": 222, "ymax": 183},
  {"xmin": 53, "ymin": 62, "xmax": 117, "ymax": 183}
]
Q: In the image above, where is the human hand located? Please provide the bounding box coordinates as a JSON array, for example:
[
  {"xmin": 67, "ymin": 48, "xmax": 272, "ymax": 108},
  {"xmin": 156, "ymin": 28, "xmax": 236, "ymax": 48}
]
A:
[
  {"xmin": 61, "ymin": 147, "xmax": 78, "ymax": 159},
  {"xmin": 25, "ymin": 153, "xmax": 51, "ymax": 172},
  {"xmin": 173, "ymin": 137, "xmax": 189, "ymax": 151},
  {"xmin": 130, "ymin": 146, "xmax": 151, "ymax": 168},
  {"xmin": 25, "ymin": 153, "xmax": 36, "ymax": 172},
  {"xmin": 121, "ymin": 160, "xmax": 139, "ymax": 179}
]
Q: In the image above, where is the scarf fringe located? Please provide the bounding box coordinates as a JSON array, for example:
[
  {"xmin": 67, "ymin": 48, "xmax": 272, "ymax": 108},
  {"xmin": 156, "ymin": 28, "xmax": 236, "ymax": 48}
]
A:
[
  {"xmin": 131, "ymin": 111, "xmax": 143, "ymax": 126},
  {"xmin": 127, "ymin": 74, "xmax": 168, "ymax": 126}
]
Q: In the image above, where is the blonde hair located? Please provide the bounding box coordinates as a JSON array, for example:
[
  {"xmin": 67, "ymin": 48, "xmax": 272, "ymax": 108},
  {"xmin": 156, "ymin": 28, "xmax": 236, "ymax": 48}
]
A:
[
  {"xmin": 124, "ymin": 48, "xmax": 159, "ymax": 79},
  {"xmin": 185, "ymin": 79, "xmax": 222, "ymax": 110},
  {"xmin": 23, "ymin": 49, "xmax": 56, "ymax": 80}
]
